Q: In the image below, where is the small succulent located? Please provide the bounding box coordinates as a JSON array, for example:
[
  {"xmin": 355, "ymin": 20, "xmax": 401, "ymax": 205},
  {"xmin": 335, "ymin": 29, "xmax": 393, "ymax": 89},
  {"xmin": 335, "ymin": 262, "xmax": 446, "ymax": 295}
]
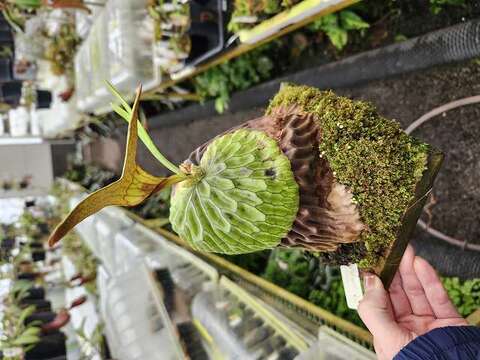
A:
[{"xmin": 49, "ymin": 83, "xmax": 433, "ymax": 273}]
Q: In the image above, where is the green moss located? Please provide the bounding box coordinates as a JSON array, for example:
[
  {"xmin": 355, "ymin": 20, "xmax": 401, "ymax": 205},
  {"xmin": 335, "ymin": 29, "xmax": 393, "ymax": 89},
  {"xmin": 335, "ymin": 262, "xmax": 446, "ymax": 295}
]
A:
[{"xmin": 268, "ymin": 84, "xmax": 429, "ymax": 268}]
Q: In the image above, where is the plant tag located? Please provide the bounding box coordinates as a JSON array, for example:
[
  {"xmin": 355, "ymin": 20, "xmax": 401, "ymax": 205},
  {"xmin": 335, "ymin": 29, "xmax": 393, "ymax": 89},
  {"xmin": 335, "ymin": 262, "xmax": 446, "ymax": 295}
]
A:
[
  {"xmin": 171, "ymin": 66, "xmax": 195, "ymax": 80},
  {"xmin": 340, "ymin": 264, "xmax": 363, "ymax": 310}
]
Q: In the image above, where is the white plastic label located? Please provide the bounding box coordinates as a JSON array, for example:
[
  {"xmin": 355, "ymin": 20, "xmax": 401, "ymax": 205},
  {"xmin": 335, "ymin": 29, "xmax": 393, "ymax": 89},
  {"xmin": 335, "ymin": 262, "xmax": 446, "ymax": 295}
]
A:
[{"xmin": 340, "ymin": 264, "xmax": 363, "ymax": 310}]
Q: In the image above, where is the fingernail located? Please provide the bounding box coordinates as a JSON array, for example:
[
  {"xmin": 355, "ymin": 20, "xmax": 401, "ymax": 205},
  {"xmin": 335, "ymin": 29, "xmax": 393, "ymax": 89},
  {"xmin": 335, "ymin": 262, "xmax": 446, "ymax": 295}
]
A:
[{"xmin": 364, "ymin": 274, "xmax": 376, "ymax": 290}]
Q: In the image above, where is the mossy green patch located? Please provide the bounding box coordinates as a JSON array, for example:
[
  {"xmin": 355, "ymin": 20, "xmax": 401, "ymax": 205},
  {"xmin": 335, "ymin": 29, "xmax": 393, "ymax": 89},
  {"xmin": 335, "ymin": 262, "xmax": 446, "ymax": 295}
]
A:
[{"xmin": 268, "ymin": 84, "xmax": 429, "ymax": 268}]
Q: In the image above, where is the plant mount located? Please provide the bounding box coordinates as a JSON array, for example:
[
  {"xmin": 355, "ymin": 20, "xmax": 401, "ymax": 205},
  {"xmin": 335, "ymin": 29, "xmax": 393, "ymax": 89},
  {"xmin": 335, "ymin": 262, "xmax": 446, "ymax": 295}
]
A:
[{"xmin": 49, "ymin": 83, "xmax": 442, "ymax": 284}]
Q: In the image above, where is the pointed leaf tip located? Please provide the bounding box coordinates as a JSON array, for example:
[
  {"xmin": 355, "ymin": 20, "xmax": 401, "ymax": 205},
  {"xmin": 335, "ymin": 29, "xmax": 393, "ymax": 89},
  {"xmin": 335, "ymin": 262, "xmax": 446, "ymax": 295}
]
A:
[{"xmin": 49, "ymin": 85, "xmax": 183, "ymax": 247}]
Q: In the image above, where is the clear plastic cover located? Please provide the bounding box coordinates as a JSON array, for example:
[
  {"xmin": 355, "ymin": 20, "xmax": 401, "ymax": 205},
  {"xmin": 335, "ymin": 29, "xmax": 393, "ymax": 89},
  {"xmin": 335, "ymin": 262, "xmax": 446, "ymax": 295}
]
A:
[{"xmin": 105, "ymin": 0, "xmax": 156, "ymax": 94}]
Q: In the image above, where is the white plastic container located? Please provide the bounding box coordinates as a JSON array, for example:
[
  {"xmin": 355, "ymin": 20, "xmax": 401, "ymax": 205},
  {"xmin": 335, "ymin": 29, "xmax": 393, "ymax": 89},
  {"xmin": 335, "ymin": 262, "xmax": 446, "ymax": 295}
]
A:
[
  {"xmin": 74, "ymin": 42, "xmax": 93, "ymax": 111},
  {"xmin": 0, "ymin": 114, "xmax": 5, "ymax": 136},
  {"xmin": 8, "ymin": 107, "xmax": 30, "ymax": 137},
  {"xmin": 94, "ymin": 208, "xmax": 134, "ymax": 275},
  {"xmin": 103, "ymin": 260, "xmax": 184, "ymax": 360},
  {"xmin": 29, "ymin": 109, "xmax": 41, "ymax": 136},
  {"xmin": 89, "ymin": 11, "xmax": 110, "ymax": 101}
]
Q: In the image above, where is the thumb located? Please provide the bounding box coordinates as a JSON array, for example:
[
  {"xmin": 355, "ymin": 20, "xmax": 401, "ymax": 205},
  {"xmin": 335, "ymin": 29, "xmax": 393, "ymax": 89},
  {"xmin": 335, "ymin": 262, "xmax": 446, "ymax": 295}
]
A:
[{"xmin": 358, "ymin": 274, "xmax": 399, "ymax": 337}]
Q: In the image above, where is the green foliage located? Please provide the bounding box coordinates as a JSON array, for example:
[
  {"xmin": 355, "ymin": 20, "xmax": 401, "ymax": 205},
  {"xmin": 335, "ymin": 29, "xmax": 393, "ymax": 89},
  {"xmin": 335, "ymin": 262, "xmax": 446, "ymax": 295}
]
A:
[
  {"xmin": 0, "ymin": 291, "xmax": 41, "ymax": 353},
  {"xmin": 11, "ymin": 280, "xmax": 33, "ymax": 303},
  {"xmin": 64, "ymin": 160, "xmax": 117, "ymax": 192},
  {"xmin": 76, "ymin": 320, "xmax": 106, "ymax": 360},
  {"xmin": 429, "ymin": 0, "xmax": 466, "ymax": 14},
  {"xmin": 222, "ymin": 250, "xmax": 271, "ymax": 275},
  {"xmin": 193, "ymin": 46, "xmax": 274, "ymax": 113},
  {"xmin": 132, "ymin": 188, "xmax": 171, "ymax": 220},
  {"xmin": 228, "ymin": 0, "xmax": 301, "ymax": 33},
  {"xmin": 308, "ymin": 10, "xmax": 369, "ymax": 50},
  {"xmin": 107, "ymin": 81, "xmax": 182, "ymax": 175},
  {"xmin": 262, "ymin": 249, "xmax": 364, "ymax": 327},
  {"xmin": 308, "ymin": 281, "xmax": 363, "ymax": 327},
  {"xmin": 263, "ymin": 249, "xmax": 312, "ymax": 298},
  {"xmin": 268, "ymin": 85, "xmax": 429, "ymax": 268},
  {"xmin": 44, "ymin": 23, "xmax": 81, "ymax": 76},
  {"xmin": 12, "ymin": 0, "xmax": 42, "ymax": 9},
  {"xmin": 394, "ymin": 34, "xmax": 408, "ymax": 43},
  {"xmin": 62, "ymin": 233, "xmax": 98, "ymax": 296},
  {"xmin": 442, "ymin": 277, "xmax": 480, "ymax": 317}
]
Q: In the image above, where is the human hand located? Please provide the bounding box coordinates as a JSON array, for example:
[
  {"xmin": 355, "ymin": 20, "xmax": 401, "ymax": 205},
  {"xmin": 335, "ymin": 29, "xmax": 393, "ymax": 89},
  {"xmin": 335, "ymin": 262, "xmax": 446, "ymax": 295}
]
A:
[{"xmin": 358, "ymin": 245, "xmax": 468, "ymax": 360}]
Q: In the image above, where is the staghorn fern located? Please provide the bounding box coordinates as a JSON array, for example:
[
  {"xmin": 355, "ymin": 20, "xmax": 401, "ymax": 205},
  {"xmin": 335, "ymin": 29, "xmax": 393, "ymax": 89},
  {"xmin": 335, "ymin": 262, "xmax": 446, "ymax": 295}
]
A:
[{"xmin": 49, "ymin": 83, "xmax": 431, "ymax": 272}]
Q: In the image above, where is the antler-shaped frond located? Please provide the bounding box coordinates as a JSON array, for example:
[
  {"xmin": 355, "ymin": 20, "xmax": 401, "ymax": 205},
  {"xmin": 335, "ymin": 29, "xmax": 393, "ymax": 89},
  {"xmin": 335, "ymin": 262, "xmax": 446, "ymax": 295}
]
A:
[{"xmin": 48, "ymin": 86, "xmax": 184, "ymax": 246}]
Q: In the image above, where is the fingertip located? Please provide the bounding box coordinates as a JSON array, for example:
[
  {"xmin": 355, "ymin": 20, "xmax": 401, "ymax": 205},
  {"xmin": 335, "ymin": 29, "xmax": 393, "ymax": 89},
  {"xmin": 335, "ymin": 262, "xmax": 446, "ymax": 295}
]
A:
[
  {"xmin": 399, "ymin": 244, "xmax": 416, "ymax": 272},
  {"xmin": 364, "ymin": 273, "xmax": 384, "ymax": 291},
  {"xmin": 358, "ymin": 284, "xmax": 396, "ymax": 337},
  {"xmin": 414, "ymin": 256, "xmax": 439, "ymax": 282},
  {"xmin": 404, "ymin": 244, "xmax": 416, "ymax": 259}
]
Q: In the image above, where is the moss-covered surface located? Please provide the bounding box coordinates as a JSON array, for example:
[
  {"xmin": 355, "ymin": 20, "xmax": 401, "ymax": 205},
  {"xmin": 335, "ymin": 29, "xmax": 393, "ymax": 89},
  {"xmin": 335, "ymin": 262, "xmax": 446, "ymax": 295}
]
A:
[{"xmin": 268, "ymin": 85, "xmax": 429, "ymax": 268}]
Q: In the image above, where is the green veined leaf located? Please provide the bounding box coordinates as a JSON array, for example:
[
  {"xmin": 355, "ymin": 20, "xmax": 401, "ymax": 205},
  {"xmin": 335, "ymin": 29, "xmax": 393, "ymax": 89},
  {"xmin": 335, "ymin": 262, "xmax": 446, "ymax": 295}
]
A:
[
  {"xmin": 17, "ymin": 306, "xmax": 36, "ymax": 328},
  {"xmin": 339, "ymin": 10, "xmax": 370, "ymax": 31}
]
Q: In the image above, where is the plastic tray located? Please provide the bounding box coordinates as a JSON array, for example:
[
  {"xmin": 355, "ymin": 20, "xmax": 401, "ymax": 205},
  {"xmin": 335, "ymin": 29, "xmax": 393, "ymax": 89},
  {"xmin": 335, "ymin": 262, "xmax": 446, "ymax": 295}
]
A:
[
  {"xmin": 105, "ymin": 0, "xmax": 158, "ymax": 94},
  {"xmin": 191, "ymin": 276, "xmax": 310, "ymax": 359},
  {"xmin": 102, "ymin": 259, "xmax": 185, "ymax": 360},
  {"xmin": 94, "ymin": 207, "xmax": 134, "ymax": 275}
]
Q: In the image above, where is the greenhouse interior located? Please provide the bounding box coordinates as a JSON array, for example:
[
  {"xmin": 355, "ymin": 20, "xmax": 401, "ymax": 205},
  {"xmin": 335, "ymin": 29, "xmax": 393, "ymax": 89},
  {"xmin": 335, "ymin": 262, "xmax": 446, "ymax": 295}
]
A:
[{"xmin": 0, "ymin": 0, "xmax": 479, "ymax": 359}]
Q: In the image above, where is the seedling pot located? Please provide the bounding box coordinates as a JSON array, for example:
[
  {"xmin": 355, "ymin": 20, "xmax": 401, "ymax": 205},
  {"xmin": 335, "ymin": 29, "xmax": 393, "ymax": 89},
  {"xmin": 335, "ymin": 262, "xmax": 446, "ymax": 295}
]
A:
[
  {"xmin": 1, "ymin": 237, "xmax": 15, "ymax": 250},
  {"xmin": 17, "ymin": 272, "xmax": 39, "ymax": 281},
  {"xmin": 25, "ymin": 332, "xmax": 66, "ymax": 360},
  {"xmin": 20, "ymin": 299, "xmax": 52, "ymax": 312},
  {"xmin": 32, "ymin": 251, "xmax": 46, "ymax": 262},
  {"xmin": 185, "ymin": 0, "xmax": 227, "ymax": 67},
  {"xmin": 19, "ymin": 287, "xmax": 46, "ymax": 301},
  {"xmin": 25, "ymin": 311, "xmax": 56, "ymax": 325},
  {"xmin": 37, "ymin": 223, "xmax": 50, "ymax": 235},
  {"xmin": 28, "ymin": 242, "xmax": 43, "ymax": 249}
]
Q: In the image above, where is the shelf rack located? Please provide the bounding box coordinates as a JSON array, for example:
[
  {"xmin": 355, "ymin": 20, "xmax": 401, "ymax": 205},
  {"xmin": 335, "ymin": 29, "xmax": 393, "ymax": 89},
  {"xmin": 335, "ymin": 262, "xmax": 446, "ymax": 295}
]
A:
[
  {"xmin": 148, "ymin": 225, "xmax": 374, "ymax": 349},
  {"xmin": 149, "ymin": 0, "xmax": 359, "ymax": 92},
  {"xmin": 72, "ymin": 0, "xmax": 358, "ymax": 116}
]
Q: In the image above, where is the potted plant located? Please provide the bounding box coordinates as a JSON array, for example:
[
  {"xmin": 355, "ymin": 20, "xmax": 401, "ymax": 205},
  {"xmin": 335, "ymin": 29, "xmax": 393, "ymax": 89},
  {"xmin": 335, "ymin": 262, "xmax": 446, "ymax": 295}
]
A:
[
  {"xmin": 149, "ymin": 0, "xmax": 192, "ymax": 74},
  {"xmin": 44, "ymin": 23, "xmax": 81, "ymax": 77},
  {"xmin": 170, "ymin": 34, "xmax": 191, "ymax": 58},
  {"xmin": 228, "ymin": 0, "xmax": 301, "ymax": 33},
  {"xmin": 48, "ymin": 83, "xmax": 442, "ymax": 285},
  {"xmin": 0, "ymin": 290, "xmax": 42, "ymax": 360}
]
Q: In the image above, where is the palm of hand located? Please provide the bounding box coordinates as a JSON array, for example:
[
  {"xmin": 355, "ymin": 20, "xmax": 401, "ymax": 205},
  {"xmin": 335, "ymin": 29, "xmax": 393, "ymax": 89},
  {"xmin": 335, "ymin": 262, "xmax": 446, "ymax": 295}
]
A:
[
  {"xmin": 359, "ymin": 246, "xmax": 468, "ymax": 360},
  {"xmin": 397, "ymin": 313, "xmax": 467, "ymax": 336}
]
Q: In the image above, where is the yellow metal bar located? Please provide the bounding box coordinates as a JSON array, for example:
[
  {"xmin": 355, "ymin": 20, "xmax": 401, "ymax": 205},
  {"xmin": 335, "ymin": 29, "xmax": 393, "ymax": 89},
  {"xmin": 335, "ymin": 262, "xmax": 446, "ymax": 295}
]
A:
[
  {"xmin": 467, "ymin": 308, "xmax": 480, "ymax": 326},
  {"xmin": 239, "ymin": 0, "xmax": 359, "ymax": 43},
  {"xmin": 192, "ymin": 320, "xmax": 225, "ymax": 360},
  {"xmin": 220, "ymin": 276, "xmax": 310, "ymax": 351}
]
